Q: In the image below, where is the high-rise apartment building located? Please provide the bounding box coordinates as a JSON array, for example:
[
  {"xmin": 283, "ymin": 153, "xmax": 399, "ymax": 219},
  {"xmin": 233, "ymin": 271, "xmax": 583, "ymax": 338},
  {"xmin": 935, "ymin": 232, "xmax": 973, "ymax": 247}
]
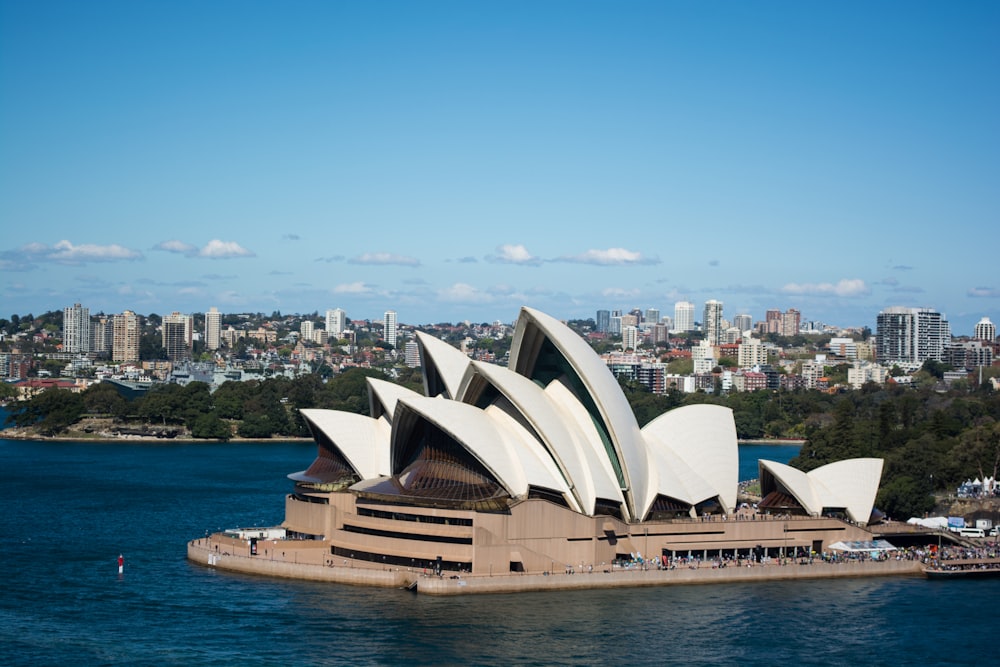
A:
[
  {"xmin": 703, "ymin": 300, "xmax": 724, "ymax": 345},
  {"xmin": 595, "ymin": 309, "xmax": 610, "ymax": 334},
  {"xmin": 644, "ymin": 309, "xmax": 660, "ymax": 328},
  {"xmin": 673, "ymin": 301, "xmax": 694, "ymax": 333},
  {"xmin": 732, "ymin": 313, "xmax": 752, "ymax": 333},
  {"xmin": 326, "ymin": 308, "xmax": 347, "ymax": 341},
  {"xmin": 737, "ymin": 336, "xmax": 768, "ymax": 368},
  {"xmin": 163, "ymin": 312, "xmax": 193, "ymax": 361},
  {"xmin": 876, "ymin": 306, "xmax": 950, "ymax": 365},
  {"xmin": 609, "ymin": 310, "xmax": 623, "ymax": 336},
  {"xmin": 781, "ymin": 309, "xmax": 801, "ymax": 337},
  {"xmin": 205, "ymin": 307, "xmax": 222, "ymax": 351},
  {"xmin": 63, "ymin": 303, "xmax": 91, "ymax": 354},
  {"xmin": 113, "ymin": 310, "xmax": 141, "ymax": 363},
  {"xmin": 404, "ymin": 340, "xmax": 421, "ymax": 368},
  {"xmin": 384, "ymin": 310, "xmax": 398, "ymax": 349},
  {"xmin": 765, "ymin": 309, "xmax": 782, "ymax": 334},
  {"xmin": 92, "ymin": 316, "xmax": 113, "ymax": 354},
  {"xmin": 974, "ymin": 317, "xmax": 996, "ymax": 342},
  {"xmin": 622, "ymin": 325, "xmax": 639, "ymax": 351},
  {"xmin": 300, "ymin": 320, "xmax": 315, "ymax": 343}
]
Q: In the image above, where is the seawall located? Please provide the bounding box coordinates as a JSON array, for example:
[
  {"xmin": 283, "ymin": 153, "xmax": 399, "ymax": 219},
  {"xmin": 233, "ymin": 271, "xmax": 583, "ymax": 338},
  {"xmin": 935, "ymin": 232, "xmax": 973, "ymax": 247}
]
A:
[{"xmin": 188, "ymin": 539, "xmax": 923, "ymax": 595}]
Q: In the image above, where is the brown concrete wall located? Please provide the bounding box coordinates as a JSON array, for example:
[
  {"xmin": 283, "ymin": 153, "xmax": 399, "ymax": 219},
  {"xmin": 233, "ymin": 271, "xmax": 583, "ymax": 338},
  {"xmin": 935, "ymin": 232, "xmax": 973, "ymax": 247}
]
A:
[
  {"xmin": 416, "ymin": 558, "xmax": 924, "ymax": 595},
  {"xmin": 189, "ymin": 535, "xmax": 922, "ymax": 595},
  {"xmin": 188, "ymin": 539, "xmax": 413, "ymax": 588}
]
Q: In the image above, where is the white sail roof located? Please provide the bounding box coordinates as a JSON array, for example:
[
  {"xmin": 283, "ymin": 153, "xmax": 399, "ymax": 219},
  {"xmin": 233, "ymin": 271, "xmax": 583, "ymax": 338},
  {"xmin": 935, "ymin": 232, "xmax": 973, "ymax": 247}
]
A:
[
  {"xmin": 367, "ymin": 377, "xmax": 422, "ymax": 422},
  {"xmin": 642, "ymin": 404, "xmax": 739, "ymax": 513},
  {"xmin": 415, "ymin": 331, "xmax": 471, "ymax": 399},
  {"xmin": 759, "ymin": 458, "xmax": 883, "ymax": 525},
  {"xmin": 299, "ymin": 408, "xmax": 391, "ymax": 479},
  {"xmin": 510, "ymin": 307, "xmax": 651, "ymax": 521},
  {"xmin": 456, "ymin": 360, "xmax": 617, "ymax": 515},
  {"xmin": 393, "ymin": 396, "xmax": 529, "ymax": 497}
]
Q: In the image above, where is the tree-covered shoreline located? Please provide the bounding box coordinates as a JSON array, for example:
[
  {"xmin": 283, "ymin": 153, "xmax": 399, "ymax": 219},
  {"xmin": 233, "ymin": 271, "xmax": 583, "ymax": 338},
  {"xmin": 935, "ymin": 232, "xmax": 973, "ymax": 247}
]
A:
[{"xmin": 4, "ymin": 368, "xmax": 998, "ymax": 520}]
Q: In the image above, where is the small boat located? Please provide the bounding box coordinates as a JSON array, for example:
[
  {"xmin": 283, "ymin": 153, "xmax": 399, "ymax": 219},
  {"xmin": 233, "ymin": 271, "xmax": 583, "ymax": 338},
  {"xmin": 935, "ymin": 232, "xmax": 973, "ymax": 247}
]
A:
[{"xmin": 923, "ymin": 558, "xmax": 1000, "ymax": 579}]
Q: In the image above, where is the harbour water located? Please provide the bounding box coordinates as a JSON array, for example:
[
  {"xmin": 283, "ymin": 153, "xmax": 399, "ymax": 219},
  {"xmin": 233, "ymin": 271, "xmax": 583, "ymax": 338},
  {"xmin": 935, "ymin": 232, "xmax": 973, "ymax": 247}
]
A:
[{"xmin": 1, "ymin": 436, "xmax": 993, "ymax": 666}]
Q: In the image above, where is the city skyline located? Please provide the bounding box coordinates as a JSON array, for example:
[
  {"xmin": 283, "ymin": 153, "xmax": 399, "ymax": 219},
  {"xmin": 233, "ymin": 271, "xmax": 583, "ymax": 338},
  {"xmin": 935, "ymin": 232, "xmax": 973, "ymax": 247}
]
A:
[{"xmin": 1, "ymin": 3, "xmax": 997, "ymax": 333}]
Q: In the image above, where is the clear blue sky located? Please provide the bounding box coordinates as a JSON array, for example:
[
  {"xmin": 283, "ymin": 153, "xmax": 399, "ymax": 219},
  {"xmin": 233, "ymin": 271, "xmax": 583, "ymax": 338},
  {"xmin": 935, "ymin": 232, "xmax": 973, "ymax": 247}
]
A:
[{"xmin": 1, "ymin": 1, "xmax": 997, "ymax": 333}]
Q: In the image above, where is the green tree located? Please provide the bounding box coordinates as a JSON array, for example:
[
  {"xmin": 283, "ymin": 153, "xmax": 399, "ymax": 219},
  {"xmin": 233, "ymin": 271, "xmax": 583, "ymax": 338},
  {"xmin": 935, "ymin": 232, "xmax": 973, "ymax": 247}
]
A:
[
  {"xmin": 9, "ymin": 388, "xmax": 85, "ymax": 435},
  {"xmin": 82, "ymin": 383, "xmax": 129, "ymax": 419},
  {"xmin": 876, "ymin": 475, "xmax": 934, "ymax": 520},
  {"xmin": 191, "ymin": 412, "xmax": 231, "ymax": 440}
]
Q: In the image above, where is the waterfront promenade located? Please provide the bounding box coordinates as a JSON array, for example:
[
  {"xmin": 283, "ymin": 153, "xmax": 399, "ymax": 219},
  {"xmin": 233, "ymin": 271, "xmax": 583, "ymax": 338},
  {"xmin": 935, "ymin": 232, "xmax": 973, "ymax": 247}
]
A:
[{"xmin": 188, "ymin": 535, "xmax": 924, "ymax": 595}]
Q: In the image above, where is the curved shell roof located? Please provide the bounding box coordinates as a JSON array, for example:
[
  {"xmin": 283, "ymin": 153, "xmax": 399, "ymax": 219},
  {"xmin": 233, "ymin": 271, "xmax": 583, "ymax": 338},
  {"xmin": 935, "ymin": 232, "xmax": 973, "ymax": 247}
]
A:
[
  {"xmin": 367, "ymin": 377, "xmax": 422, "ymax": 422},
  {"xmin": 642, "ymin": 404, "xmax": 739, "ymax": 513},
  {"xmin": 809, "ymin": 458, "xmax": 884, "ymax": 525},
  {"xmin": 509, "ymin": 307, "xmax": 650, "ymax": 520},
  {"xmin": 456, "ymin": 359, "xmax": 622, "ymax": 515},
  {"xmin": 299, "ymin": 408, "xmax": 391, "ymax": 479},
  {"xmin": 392, "ymin": 395, "xmax": 568, "ymax": 499},
  {"xmin": 415, "ymin": 331, "xmax": 471, "ymax": 398},
  {"xmin": 759, "ymin": 458, "xmax": 883, "ymax": 525}
]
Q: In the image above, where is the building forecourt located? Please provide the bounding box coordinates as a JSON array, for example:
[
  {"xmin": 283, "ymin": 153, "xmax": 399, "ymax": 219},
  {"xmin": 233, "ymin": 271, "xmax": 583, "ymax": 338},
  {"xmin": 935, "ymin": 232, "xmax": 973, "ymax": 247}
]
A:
[{"xmin": 189, "ymin": 306, "xmax": 914, "ymax": 593}]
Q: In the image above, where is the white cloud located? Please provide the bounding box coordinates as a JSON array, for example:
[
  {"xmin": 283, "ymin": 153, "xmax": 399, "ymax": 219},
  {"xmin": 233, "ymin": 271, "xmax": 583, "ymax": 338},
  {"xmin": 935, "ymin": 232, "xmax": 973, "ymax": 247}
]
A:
[
  {"xmin": 154, "ymin": 239, "xmax": 253, "ymax": 258},
  {"xmin": 968, "ymin": 286, "xmax": 1000, "ymax": 298},
  {"xmin": 333, "ymin": 281, "xmax": 376, "ymax": 295},
  {"xmin": 15, "ymin": 240, "xmax": 143, "ymax": 264},
  {"xmin": 438, "ymin": 282, "xmax": 495, "ymax": 302},
  {"xmin": 781, "ymin": 278, "xmax": 870, "ymax": 297},
  {"xmin": 557, "ymin": 247, "xmax": 659, "ymax": 266},
  {"xmin": 154, "ymin": 240, "xmax": 198, "ymax": 255},
  {"xmin": 348, "ymin": 252, "xmax": 420, "ymax": 267},
  {"xmin": 487, "ymin": 244, "xmax": 542, "ymax": 266},
  {"xmin": 601, "ymin": 287, "xmax": 640, "ymax": 299},
  {"xmin": 199, "ymin": 239, "xmax": 254, "ymax": 258}
]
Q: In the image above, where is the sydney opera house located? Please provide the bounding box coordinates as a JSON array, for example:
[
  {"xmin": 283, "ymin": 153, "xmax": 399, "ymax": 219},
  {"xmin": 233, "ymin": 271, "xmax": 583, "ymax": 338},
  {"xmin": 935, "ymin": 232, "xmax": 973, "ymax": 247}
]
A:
[
  {"xmin": 236, "ymin": 306, "xmax": 885, "ymax": 581},
  {"xmin": 189, "ymin": 307, "xmax": 889, "ymax": 588}
]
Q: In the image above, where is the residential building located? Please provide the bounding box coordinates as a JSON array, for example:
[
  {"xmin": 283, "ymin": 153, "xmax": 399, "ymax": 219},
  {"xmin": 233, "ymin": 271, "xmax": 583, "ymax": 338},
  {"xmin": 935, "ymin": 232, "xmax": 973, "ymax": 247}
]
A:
[
  {"xmin": 163, "ymin": 312, "xmax": 193, "ymax": 362},
  {"xmin": 112, "ymin": 310, "xmax": 141, "ymax": 363},
  {"xmin": 300, "ymin": 320, "xmax": 315, "ymax": 343},
  {"xmin": 673, "ymin": 301, "xmax": 694, "ymax": 333},
  {"xmin": 622, "ymin": 325, "xmax": 639, "ymax": 352},
  {"xmin": 944, "ymin": 340, "xmax": 994, "ymax": 370},
  {"xmin": 738, "ymin": 336, "xmax": 768, "ymax": 369},
  {"xmin": 732, "ymin": 313, "xmax": 752, "ymax": 333},
  {"xmin": 876, "ymin": 307, "xmax": 950, "ymax": 365},
  {"xmin": 781, "ymin": 309, "xmax": 801, "ymax": 337},
  {"xmin": 650, "ymin": 323, "xmax": 670, "ymax": 346},
  {"xmin": 384, "ymin": 310, "xmax": 397, "ymax": 349},
  {"xmin": 828, "ymin": 337, "xmax": 858, "ymax": 360},
  {"xmin": 801, "ymin": 360, "xmax": 825, "ymax": 389},
  {"xmin": 63, "ymin": 303, "xmax": 91, "ymax": 354},
  {"xmin": 974, "ymin": 317, "xmax": 996, "ymax": 342},
  {"xmin": 326, "ymin": 308, "xmax": 347, "ymax": 341},
  {"xmin": 609, "ymin": 312, "xmax": 622, "ymax": 336},
  {"xmin": 595, "ymin": 309, "xmax": 610, "ymax": 334},
  {"xmin": 703, "ymin": 300, "xmax": 724, "ymax": 345},
  {"xmin": 404, "ymin": 340, "xmax": 420, "ymax": 368},
  {"xmin": 765, "ymin": 309, "xmax": 782, "ymax": 334},
  {"xmin": 205, "ymin": 307, "xmax": 222, "ymax": 351},
  {"xmin": 692, "ymin": 339, "xmax": 717, "ymax": 374},
  {"xmin": 92, "ymin": 316, "xmax": 113, "ymax": 354}
]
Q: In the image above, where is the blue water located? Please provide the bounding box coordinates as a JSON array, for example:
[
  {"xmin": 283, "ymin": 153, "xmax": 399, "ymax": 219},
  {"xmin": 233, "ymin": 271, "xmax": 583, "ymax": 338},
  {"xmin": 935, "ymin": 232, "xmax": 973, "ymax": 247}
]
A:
[{"xmin": 0, "ymin": 438, "xmax": 993, "ymax": 666}]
